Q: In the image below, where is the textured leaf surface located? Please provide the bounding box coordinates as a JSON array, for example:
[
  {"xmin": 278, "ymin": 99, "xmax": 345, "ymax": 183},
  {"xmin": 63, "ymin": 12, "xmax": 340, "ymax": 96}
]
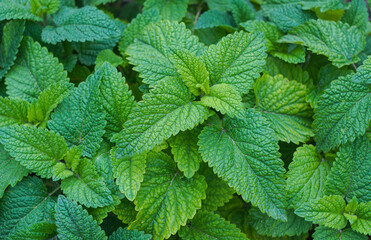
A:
[
  {"xmin": 0, "ymin": 176, "xmax": 56, "ymax": 239},
  {"xmin": 98, "ymin": 62, "xmax": 135, "ymax": 138},
  {"xmin": 0, "ymin": 0, "xmax": 41, "ymax": 21},
  {"xmin": 109, "ymin": 227, "xmax": 151, "ymax": 240},
  {"xmin": 0, "ymin": 20, "xmax": 25, "ymax": 79},
  {"xmin": 113, "ymin": 198, "xmax": 137, "ymax": 224},
  {"xmin": 49, "ymin": 69, "xmax": 106, "ymax": 157},
  {"xmin": 202, "ymin": 31, "xmax": 266, "ymax": 93},
  {"xmin": 195, "ymin": 9, "xmax": 235, "ymax": 29},
  {"xmin": 55, "ymin": 195, "xmax": 107, "ymax": 240},
  {"xmin": 30, "ymin": 0, "xmax": 60, "ymax": 15},
  {"xmin": 287, "ymin": 145, "xmax": 330, "ymax": 208},
  {"xmin": 325, "ymin": 136, "xmax": 371, "ymax": 202},
  {"xmin": 129, "ymin": 152, "xmax": 207, "ymax": 240},
  {"xmin": 178, "ymin": 211, "xmax": 247, "ymax": 240},
  {"xmin": 255, "ymin": 74, "xmax": 313, "ymax": 144},
  {"xmin": 126, "ymin": 20, "xmax": 204, "ymax": 86},
  {"xmin": 0, "ymin": 97, "xmax": 29, "ymax": 127},
  {"xmin": 313, "ymin": 226, "xmax": 367, "ymax": 240},
  {"xmin": 280, "ymin": 19, "xmax": 365, "ymax": 67},
  {"xmin": 198, "ymin": 109, "xmax": 287, "ymax": 221},
  {"xmin": 168, "ymin": 128, "xmax": 202, "ymax": 178},
  {"xmin": 0, "ymin": 144, "xmax": 28, "ymax": 198},
  {"xmin": 41, "ymin": 6, "xmax": 120, "ymax": 44},
  {"xmin": 0, "ymin": 125, "xmax": 68, "ymax": 178},
  {"xmin": 295, "ymin": 195, "xmax": 347, "ymax": 229},
  {"xmin": 351, "ymin": 202, "xmax": 371, "ymax": 235},
  {"xmin": 61, "ymin": 158, "xmax": 113, "ymax": 208},
  {"xmin": 143, "ymin": 0, "xmax": 188, "ymax": 21},
  {"xmin": 341, "ymin": 0, "xmax": 368, "ymax": 32},
  {"xmin": 5, "ymin": 37, "xmax": 69, "ymax": 102},
  {"xmin": 229, "ymin": 0, "xmax": 255, "ymax": 24},
  {"xmin": 201, "ymin": 83, "xmax": 244, "ymax": 117},
  {"xmin": 313, "ymin": 75, "xmax": 371, "ymax": 153},
  {"xmin": 114, "ymin": 77, "xmax": 209, "ymax": 157}
]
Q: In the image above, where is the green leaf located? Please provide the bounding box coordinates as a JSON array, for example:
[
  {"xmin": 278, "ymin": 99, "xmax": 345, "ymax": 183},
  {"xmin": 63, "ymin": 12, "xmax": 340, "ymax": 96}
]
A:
[
  {"xmin": 178, "ymin": 210, "xmax": 247, "ymax": 240},
  {"xmin": 0, "ymin": 0, "xmax": 41, "ymax": 21},
  {"xmin": 313, "ymin": 226, "xmax": 367, "ymax": 240},
  {"xmin": 0, "ymin": 97, "xmax": 29, "ymax": 127},
  {"xmin": 0, "ymin": 20, "xmax": 25, "ymax": 79},
  {"xmin": 201, "ymin": 83, "xmax": 244, "ymax": 117},
  {"xmin": 113, "ymin": 198, "xmax": 137, "ymax": 224},
  {"xmin": 5, "ymin": 37, "xmax": 69, "ymax": 102},
  {"xmin": 287, "ymin": 144, "xmax": 331, "ymax": 208},
  {"xmin": 48, "ymin": 68, "xmax": 106, "ymax": 157},
  {"xmin": 195, "ymin": 9, "xmax": 235, "ymax": 30},
  {"xmin": 202, "ymin": 31, "xmax": 266, "ymax": 94},
  {"xmin": 109, "ymin": 227, "xmax": 152, "ymax": 240},
  {"xmin": 325, "ymin": 136, "xmax": 371, "ymax": 202},
  {"xmin": 341, "ymin": 0, "xmax": 368, "ymax": 32},
  {"xmin": 249, "ymin": 208, "xmax": 312, "ymax": 237},
  {"xmin": 0, "ymin": 143, "xmax": 28, "ymax": 198},
  {"xmin": 168, "ymin": 128, "xmax": 202, "ymax": 178},
  {"xmin": 0, "ymin": 176, "xmax": 56, "ymax": 238},
  {"xmin": 98, "ymin": 62, "xmax": 136, "ymax": 138},
  {"xmin": 229, "ymin": 0, "xmax": 255, "ymax": 25},
  {"xmin": 280, "ymin": 19, "xmax": 365, "ymax": 67},
  {"xmin": 198, "ymin": 109, "xmax": 287, "ymax": 221},
  {"xmin": 113, "ymin": 77, "xmax": 209, "ymax": 157},
  {"xmin": 95, "ymin": 50, "xmax": 123, "ymax": 68},
  {"xmin": 126, "ymin": 20, "xmax": 204, "ymax": 87},
  {"xmin": 41, "ymin": 6, "xmax": 120, "ymax": 44},
  {"xmin": 170, "ymin": 49, "xmax": 210, "ymax": 96},
  {"xmin": 30, "ymin": 0, "xmax": 60, "ymax": 15},
  {"xmin": 295, "ymin": 195, "xmax": 347, "ymax": 230},
  {"xmin": 27, "ymin": 82, "xmax": 71, "ymax": 127},
  {"xmin": 111, "ymin": 147, "xmax": 146, "ymax": 201},
  {"xmin": 300, "ymin": 0, "xmax": 348, "ymax": 12},
  {"xmin": 313, "ymin": 75, "xmax": 371, "ymax": 153},
  {"xmin": 254, "ymin": 74, "xmax": 314, "ymax": 144},
  {"xmin": 143, "ymin": 0, "xmax": 188, "ymax": 21},
  {"xmin": 351, "ymin": 201, "xmax": 371, "ymax": 235},
  {"xmin": 129, "ymin": 152, "xmax": 207, "ymax": 240},
  {"xmin": 61, "ymin": 158, "xmax": 113, "ymax": 208},
  {"xmin": 55, "ymin": 195, "xmax": 107, "ymax": 240},
  {"xmin": 0, "ymin": 125, "xmax": 68, "ymax": 178}
]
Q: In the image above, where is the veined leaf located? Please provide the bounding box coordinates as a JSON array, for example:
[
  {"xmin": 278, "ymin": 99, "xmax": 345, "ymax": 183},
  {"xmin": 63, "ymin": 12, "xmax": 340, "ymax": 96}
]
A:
[
  {"xmin": 95, "ymin": 50, "xmax": 123, "ymax": 68},
  {"xmin": 41, "ymin": 6, "xmax": 120, "ymax": 44},
  {"xmin": 198, "ymin": 109, "xmax": 287, "ymax": 221},
  {"xmin": 5, "ymin": 37, "xmax": 69, "ymax": 102},
  {"xmin": 0, "ymin": 125, "xmax": 68, "ymax": 178},
  {"xmin": 109, "ymin": 227, "xmax": 151, "ymax": 240},
  {"xmin": 55, "ymin": 195, "xmax": 107, "ymax": 240},
  {"xmin": 341, "ymin": 0, "xmax": 368, "ymax": 32},
  {"xmin": 195, "ymin": 9, "xmax": 235, "ymax": 30},
  {"xmin": 326, "ymin": 136, "xmax": 371, "ymax": 202},
  {"xmin": 129, "ymin": 152, "xmax": 207, "ymax": 240},
  {"xmin": 295, "ymin": 195, "xmax": 347, "ymax": 230},
  {"xmin": 229, "ymin": 0, "xmax": 255, "ymax": 25},
  {"xmin": 0, "ymin": 0, "xmax": 41, "ymax": 21},
  {"xmin": 112, "ymin": 198, "xmax": 137, "ymax": 224},
  {"xmin": 30, "ymin": 0, "xmax": 60, "ymax": 15},
  {"xmin": 351, "ymin": 201, "xmax": 371, "ymax": 235},
  {"xmin": 313, "ymin": 226, "xmax": 367, "ymax": 240},
  {"xmin": 202, "ymin": 31, "xmax": 266, "ymax": 94},
  {"xmin": 143, "ymin": 0, "xmax": 188, "ymax": 21},
  {"xmin": 280, "ymin": 19, "xmax": 365, "ymax": 67},
  {"xmin": 0, "ymin": 97, "xmax": 29, "ymax": 127},
  {"xmin": 113, "ymin": 77, "xmax": 209, "ymax": 157},
  {"xmin": 178, "ymin": 211, "xmax": 247, "ymax": 240}
]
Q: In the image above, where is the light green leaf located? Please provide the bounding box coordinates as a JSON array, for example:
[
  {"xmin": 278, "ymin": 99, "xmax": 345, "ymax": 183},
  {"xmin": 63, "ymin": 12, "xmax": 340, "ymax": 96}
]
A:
[
  {"xmin": 113, "ymin": 77, "xmax": 209, "ymax": 157},
  {"xmin": 95, "ymin": 50, "xmax": 123, "ymax": 68},
  {"xmin": 113, "ymin": 198, "xmax": 137, "ymax": 224},
  {"xmin": 280, "ymin": 19, "xmax": 365, "ymax": 67},
  {"xmin": 111, "ymin": 147, "xmax": 146, "ymax": 201},
  {"xmin": 143, "ymin": 0, "xmax": 188, "ymax": 21},
  {"xmin": 201, "ymin": 83, "xmax": 244, "ymax": 117},
  {"xmin": 168, "ymin": 128, "xmax": 202, "ymax": 178},
  {"xmin": 30, "ymin": 0, "xmax": 60, "ymax": 15},
  {"xmin": 0, "ymin": 176, "xmax": 56, "ymax": 239},
  {"xmin": 109, "ymin": 227, "xmax": 152, "ymax": 240},
  {"xmin": 300, "ymin": 0, "xmax": 348, "ymax": 12},
  {"xmin": 313, "ymin": 75, "xmax": 371, "ymax": 153},
  {"xmin": 195, "ymin": 9, "xmax": 235, "ymax": 30},
  {"xmin": 198, "ymin": 109, "xmax": 287, "ymax": 221},
  {"xmin": 0, "ymin": 144, "xmax": 28, "ymax": 198},
  {"xmin": 313, "ymin": 226, "xmax": 367, "ymax": 240},
  {"xmin": 49, "ymin": 68, "xmax": 106, "ymax": 157},
  {"xmin": 325, "ymin": 136, "xmax": 371, "ymax": 202},
  {"xmin": 98, "ymin": 62, "xmax": 135, "ymax": 138},
  {"xmin": 0, "ymin": 125, "xmax": 68, "ymax": 178},
  {"xmin": 295, "ymin": 195, "xmax": 347, "ymax": 230},
  {"xmin": 0, "ymin": 20, "xmax": 25, "ymax": 79},
  {"xmin": 55, "ymin": 195, "xmax": 107, "ymax": 240},
  {"xmin": 5, "ymin": 37, "xmax": 69, "ymax": 102},
  {"xmin": 0, "ymin": 97, "xmax": 29, "ymax": 127},
  {"xmin": 178, "ymin": 210, "xmax": 247, "ymax": 240},
  {"xmin": 171, "ymin": 49, "xmax": 210, "ymax": 96},
  {"xmin": 0, "ymin": 0, "xmax": 41, "ymax": 21},
  {"xmin": 41, "ymin": 6, "xmax": 120, "ymax": 44},
  {"xmin": 341, "ymin": 0, "xmax": 368, "ymax": 32},
  {"xmin": 129, "ymin": 152, "xmax": 207, "ymax": 240},
  {"xmin": 287, "ymin": 145, "xmax": 331, "ymax": 208},
  {"xmin": 255, "ymin": 74, "xmax": 314, "ymax": 144},
  {"xmin": 126, "ymin": 20, "xmax": 204, "ymax": 86},
  {"xmin": 351, "ymin": 202, "xmax": 371, "ymax": 235},
  {"xmin": 61, "ymin": 158, "xmax": 113, "ymax": 208},
  {"xmin": 202, "ymin": 31, "xmax": 266, "ymax": 94}
]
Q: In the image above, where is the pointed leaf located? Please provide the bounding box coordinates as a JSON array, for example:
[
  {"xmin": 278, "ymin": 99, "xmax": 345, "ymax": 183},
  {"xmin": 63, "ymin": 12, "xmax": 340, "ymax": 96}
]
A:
[
  {"xmin": 0, "ymin": 97, "xmax": 29, "ymax": 127},
  {"xmin": 143, "ymin": 0, "xmax": 188, "ymax": 21},
  {"xmin": 341, "ymin": 0, "xmax": 368, "ymax": 32},
  {"xmin": 109, "ymin": 227, "xmax": 151, "ymax": 240},
  {"xmin": 0, "ymin": 0, "xmax": 41, "ymax": 21},
  {"xmin": 351, "ymin": 202, "xmax": 371, "ymax": 235},
  {"xmin": 313, "ymin": 226, "xmax": 367, "ymax": 240}
]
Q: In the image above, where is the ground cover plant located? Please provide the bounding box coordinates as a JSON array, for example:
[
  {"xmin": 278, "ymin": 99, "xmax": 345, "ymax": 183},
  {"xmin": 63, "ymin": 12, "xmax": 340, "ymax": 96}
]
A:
[{"xmin": 0, "ymin": 0, "xmax": 370, "ymax": 239}]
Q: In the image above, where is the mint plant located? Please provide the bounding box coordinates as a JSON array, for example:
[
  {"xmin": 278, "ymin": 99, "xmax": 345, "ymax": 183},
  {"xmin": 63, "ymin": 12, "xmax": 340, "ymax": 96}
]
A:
[{"xmin": 0, "ymin": 0, "xmax": 370, "ymax": 239}]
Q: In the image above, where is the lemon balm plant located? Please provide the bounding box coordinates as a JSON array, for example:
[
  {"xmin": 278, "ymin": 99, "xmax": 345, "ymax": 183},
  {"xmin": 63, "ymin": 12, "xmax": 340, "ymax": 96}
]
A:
[{"xmin": 0, "ymin": 0, "xmax": 370, "ymax": 239}]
